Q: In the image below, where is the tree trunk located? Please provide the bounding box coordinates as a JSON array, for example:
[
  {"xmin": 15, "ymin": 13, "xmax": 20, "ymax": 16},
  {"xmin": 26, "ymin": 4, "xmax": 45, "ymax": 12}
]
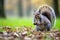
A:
[
  {"xmin": 18, "ymin": 0, "xmax": 23, "ymax": 17},
  {"xmin": 53, "ymin": 0, "xmax": 59, "ymax": 16},
  {"xmin": 0, "ymin": 0, "xmax": 5, "ymax": 18}
]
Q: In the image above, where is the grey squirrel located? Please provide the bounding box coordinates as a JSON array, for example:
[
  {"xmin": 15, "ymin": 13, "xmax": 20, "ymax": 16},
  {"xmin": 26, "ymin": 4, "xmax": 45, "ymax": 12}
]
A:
[{"xmin": 33, "ymin": 5, "xmax": 56, "ymax": 31}]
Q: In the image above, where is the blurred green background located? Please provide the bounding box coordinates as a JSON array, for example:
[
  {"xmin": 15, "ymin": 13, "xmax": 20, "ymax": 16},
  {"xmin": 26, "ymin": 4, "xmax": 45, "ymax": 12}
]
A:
[{"xmin": 0, "ymin": 0, "xmax": 60, "ymax": 30}]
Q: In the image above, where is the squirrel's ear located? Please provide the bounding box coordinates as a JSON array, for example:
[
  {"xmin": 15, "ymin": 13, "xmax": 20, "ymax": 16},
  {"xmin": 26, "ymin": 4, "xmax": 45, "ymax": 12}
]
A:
[
  {"xmin": 33, "ymin": 9, "xmax": 36, "ymax": 15},
  {"xmin": 34, "ymin": 10, "xmax": 36, "ymax": 12},
  {"xmin": 33, "ymin": 12, "xmax": 35, "ymax": 15}
]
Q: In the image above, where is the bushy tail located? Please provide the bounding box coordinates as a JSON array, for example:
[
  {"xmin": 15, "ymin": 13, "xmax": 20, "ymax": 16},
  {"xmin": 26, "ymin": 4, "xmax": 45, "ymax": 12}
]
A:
[{"xmin": 35, "ymin": 4, "xmax": 56, "ymax": 27}]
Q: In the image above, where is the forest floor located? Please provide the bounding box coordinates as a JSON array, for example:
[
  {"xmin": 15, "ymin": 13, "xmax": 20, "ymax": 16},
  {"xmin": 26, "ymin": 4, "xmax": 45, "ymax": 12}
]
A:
[{"xmin": 0, "ymin": 26, "xmax": 60, "ymax": 40}]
